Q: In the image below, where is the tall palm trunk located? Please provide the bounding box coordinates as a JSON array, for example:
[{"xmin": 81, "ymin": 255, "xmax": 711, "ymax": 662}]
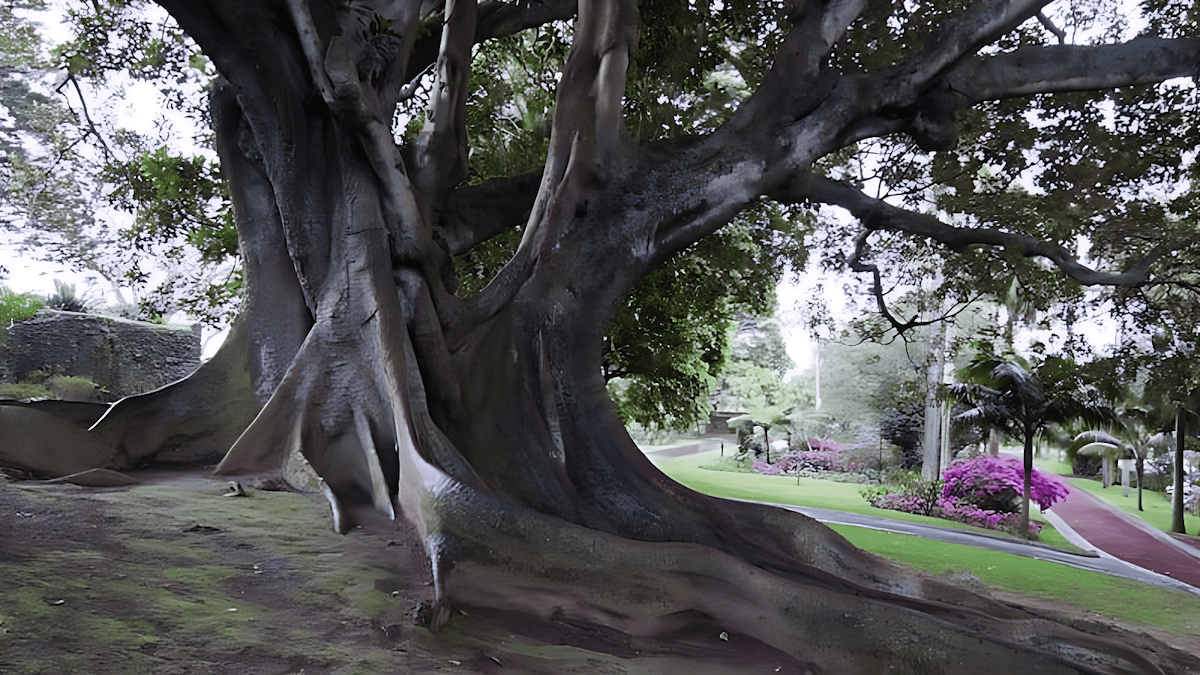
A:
[
  {"xmin": 1172, "ymin": 404, "xmax": 1186, "ymax": 534},
  {"xmin": 1021, "ymin": 424, "xmax": 1034, "ymax": 536}
]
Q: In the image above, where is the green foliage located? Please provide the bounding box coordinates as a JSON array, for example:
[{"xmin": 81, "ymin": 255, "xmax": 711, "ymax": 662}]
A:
[
  {"xmin": 46, "ymin": 374, "xmax": 101, "ymax": 401},
  {"xmin": 1, "ymin": 1, "xmax": 240, "ymax": 328},
  {"xmin": 0, "ymin": 286, "xmax": 44, "ymax": 324},
  {"xmin": 623, "ymin": 0, "xmax": 788, "ymax": 140},
  {"xmin": 463, "ymin": 26, "xmax": 563, "ymax": 183},
  {"xmin": 0, "ymin": 382, "xmax": 51, "ymax": 400},
  {"xmin": 952, "ymin": 347, "xmax": 1116, "ymax": 444},
  {"xmin": 104, "ymin": 144, "xmax": 237, "ymax": 262},
  {"xmin": 45, "ymin": 280, "xmax": 88, "ymax": 312},
  {"xmin": 0, "ymin": 3, "xmax": 45, "ymax": 70}
]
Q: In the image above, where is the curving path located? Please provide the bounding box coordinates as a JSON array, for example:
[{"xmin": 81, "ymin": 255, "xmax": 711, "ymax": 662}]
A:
[{"xmin": 1045, "ymin": 483, "xmax": 1200, "ymax": 591}]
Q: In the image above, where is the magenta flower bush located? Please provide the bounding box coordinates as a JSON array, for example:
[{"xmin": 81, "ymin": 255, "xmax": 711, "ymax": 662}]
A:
[
  {"xmin": 941, "ymin": 456, "xmax": 1068, "ymax": 511},
  {"xmin": 752, "ymin": 439, "xmax": 865, "ymax": 476},
  {"xmin": 862, "ymin": 456, "xmax": 1063, "ymax": 535}
]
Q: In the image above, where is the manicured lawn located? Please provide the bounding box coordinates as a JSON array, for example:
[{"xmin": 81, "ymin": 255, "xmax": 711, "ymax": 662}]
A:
[
  {"xmin": 654, "ymin": 449, "xmax": 1077, "ymax": 549},
  {"xmin": 653, "ymin": 449, "xmax": 1200, "ymax": 638},
  {"xmin": 827, "ymin": 524, "xmax": 1200, "ymax": 638},
  {"xmin": 1067, "ymin": 476, "xmax": 1200, "ymax": 536}
]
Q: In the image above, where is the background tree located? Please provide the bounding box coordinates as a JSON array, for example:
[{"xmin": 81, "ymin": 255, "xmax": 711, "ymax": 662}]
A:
[
  {"xmin": 1, "ymin": 1, "xmax": 241, "ymax": 324},
  {"xmin": 2, "ymin": 0, "xmax": 1199, "ymax": 670},
  {"xmin": 952, "ymin": 351, "xmax": 1115, "ymax": 535},
  {"xmin": 1074, "ymin": 407, "xmax": 1171, "ymax": 511}
]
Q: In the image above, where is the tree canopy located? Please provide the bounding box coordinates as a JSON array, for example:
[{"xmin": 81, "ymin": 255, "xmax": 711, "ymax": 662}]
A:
[{"xmin": 2, "ymin": 0, "xmax": 1199, "ymax": 671}]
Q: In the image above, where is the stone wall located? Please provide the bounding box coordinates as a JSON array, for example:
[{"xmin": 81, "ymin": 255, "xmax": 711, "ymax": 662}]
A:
[{"xmin": 1, "ymin": 310, "xmax": 201, "ymax": 400}]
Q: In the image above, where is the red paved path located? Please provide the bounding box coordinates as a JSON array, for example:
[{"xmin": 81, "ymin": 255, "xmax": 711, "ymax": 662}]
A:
[{"xmin": 1048, "ymin": 485, "xmax": 1200, "ymax": 588}]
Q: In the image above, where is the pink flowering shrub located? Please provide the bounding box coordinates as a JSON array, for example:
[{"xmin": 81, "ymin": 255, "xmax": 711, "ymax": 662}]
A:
[
  {"xmin": 862, "ymin": 456, "xmax": 1061, "ymax": 535},
  {"xmin": 941, "ymin": 456, "xmax": 1068, "ymax": 512},
  {"xmin": 752, "ymin": 439, "xmax": 865, "ymax": 476}
]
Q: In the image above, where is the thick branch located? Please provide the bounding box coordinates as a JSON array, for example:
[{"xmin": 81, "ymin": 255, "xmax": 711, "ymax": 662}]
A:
[
  {"xmin": 778, "ymin": 173, "xmax": 1187, "ymax": 287},
  {"xmin": 405, "ymin": 0, "xmax": 578, "ymax": 81},
  {"xmin": 411, "ymin": 0, "xmax": 478, "ymax": 209},
  {"xmin": 947, "ymin": 37, "xmax": 1200, "ymax": 104},
  {"xmin": 882, "ymin": 0, "xmax": 1050, "ymax": 100},
  {"xmin": 513, "ymin": 0, "xmax": 637, "ymax": 259},
  {"xmin": 285, "ymin": 0, "xmax": 337, "ymax": 106},
  {"xmin": 435, "ymin": 170, "xmax": 543, "ymax": 256}
]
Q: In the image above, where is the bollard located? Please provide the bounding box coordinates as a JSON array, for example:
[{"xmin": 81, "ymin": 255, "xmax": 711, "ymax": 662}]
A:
[{"xmin": 1117, "ymin": 459, "xmax": 1136, "ymax": 498}]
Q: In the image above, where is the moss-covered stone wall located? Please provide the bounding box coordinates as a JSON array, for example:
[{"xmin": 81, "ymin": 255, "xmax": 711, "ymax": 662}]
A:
[{"xmin": 1, "ymin": 310, "xmax": 200, "ymax": 399}]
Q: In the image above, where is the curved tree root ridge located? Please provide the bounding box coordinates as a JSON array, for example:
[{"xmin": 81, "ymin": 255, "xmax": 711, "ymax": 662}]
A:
[
  {"xmin": 425, "ymin": 485, "xmax": 1197, "ymax": 675},
  {"xmin": 0, "ymin": 315, "xmax": 267, "ymax": 477}
]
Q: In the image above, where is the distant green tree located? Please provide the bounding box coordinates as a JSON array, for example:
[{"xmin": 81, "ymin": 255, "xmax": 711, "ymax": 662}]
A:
[
  {"xmin": 1, "ymin": 1, "xmax": 240, "ymax": 324},
  {"xmin": 1074, "ymin": 407, "xmax": 1171, "ymax": 511},
  {"xmin": 952, "ymin": 351, "xmax": 1115, "ymax": 535}
]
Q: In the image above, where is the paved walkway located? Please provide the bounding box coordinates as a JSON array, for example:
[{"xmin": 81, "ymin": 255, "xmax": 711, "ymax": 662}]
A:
[{"xmin": 1046, "ymin": 483, "xmax": 1200, "ymax": 590}]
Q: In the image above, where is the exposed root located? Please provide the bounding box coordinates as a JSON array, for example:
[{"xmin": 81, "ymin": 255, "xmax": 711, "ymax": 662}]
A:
[{"xmin": 419, "ymin": 484, "xmax": 1197, "ymax": 675}]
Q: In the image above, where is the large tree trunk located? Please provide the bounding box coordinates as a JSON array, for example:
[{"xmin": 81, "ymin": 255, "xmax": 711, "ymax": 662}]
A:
[{"xmin": 5, "ymin": 0, "xmax": 1199, "ymax": 672}]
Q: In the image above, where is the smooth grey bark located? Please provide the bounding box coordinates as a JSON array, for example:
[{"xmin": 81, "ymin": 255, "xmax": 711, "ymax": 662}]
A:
[
  {"xmin": 922, "ymin": 315, "xmax": 947, "ymax": 482},
  {"xmin": 1172, "ymin": 404, "xmax": 1187, "ymax": 534}
]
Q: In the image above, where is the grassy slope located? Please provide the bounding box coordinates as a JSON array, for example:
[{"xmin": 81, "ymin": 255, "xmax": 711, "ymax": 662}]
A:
[
  {"xmin": 827, "ymin": 524, "xmax": 1200, "ymax": 639},
  {"xmin": 655, "ymin": 449, "xmax": 1072, "ymax": 545},
  {"xmin": 654, "ymin": 449, "xmax": 1200, "ymax": 639}
]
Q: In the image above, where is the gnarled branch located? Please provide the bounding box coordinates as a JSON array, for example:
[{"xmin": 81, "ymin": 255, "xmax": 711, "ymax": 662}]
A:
[
  {"xmin": 411, "ymin": 0, "xmax": 479, "ymax": 211},
  {"xmin": 776, "ymin": 173, "xmax": 1189, "ymax": 288},
  {"xmin": 435, "ymin": 170, "xmax": 544, "ymax": 256}
]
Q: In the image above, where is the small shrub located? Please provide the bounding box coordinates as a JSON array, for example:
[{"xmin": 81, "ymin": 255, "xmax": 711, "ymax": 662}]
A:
[
  {"xmin": 0, "ymin": 382, "xmax": 52, "ymax": 400},
  {"xmin": 941, "ymin": 456, "xmax": 1068, "ymax": 512},
  {"xmin": 46, "ymin": 375, "xmax": 103, "ymax": 402},
  {"xmin": 861, "ymin": 458, "xmax": 1055, "ymax": 535},
  {"xmin": 0, "ymin": 286, "xmax": 43, "ymax": 324},
  {"xmin": 45, "ymin": 280, "xmax": 88, "ymax": 313},
  {"xmin": 753, "ymin": 438, "xmax": 866, "ymax": 476}
]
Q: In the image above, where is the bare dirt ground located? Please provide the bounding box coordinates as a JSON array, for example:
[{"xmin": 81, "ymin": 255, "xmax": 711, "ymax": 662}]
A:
[{"xmin": 2, "ymin": 467, "xmax": 1198, "ymax": 675}]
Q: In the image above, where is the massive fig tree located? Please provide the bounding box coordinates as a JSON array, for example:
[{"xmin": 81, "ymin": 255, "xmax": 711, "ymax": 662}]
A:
[{"xmin": 5, "ymin": 0, "xmax": 1200, "ymax": 671}]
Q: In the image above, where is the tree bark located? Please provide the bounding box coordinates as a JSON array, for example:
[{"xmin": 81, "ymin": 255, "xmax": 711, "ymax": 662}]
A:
[
  {"xmin": 1021, "ymin": 424, "xmax": 1034, "ymax": 537},
  {"xmin": 1172, "ymin": 404, "xmax": 1186, "ymax": 534}
]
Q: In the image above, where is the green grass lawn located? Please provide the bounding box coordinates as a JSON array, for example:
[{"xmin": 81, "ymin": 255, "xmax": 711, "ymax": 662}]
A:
[
  {"xmin": 655, "ymin": 449, "xmax": 1078, "ymax": 549},
  {"xmin": 827, "ymin": 524, "xmax": 1200, "ymax": 639},
  {"xmin": 1067, "ymin": 476, "xmax": 1200, "ymax": 536},
  {"xmin": 652, "ymin": 449, "xmax": 1200, "ymax": 639}
]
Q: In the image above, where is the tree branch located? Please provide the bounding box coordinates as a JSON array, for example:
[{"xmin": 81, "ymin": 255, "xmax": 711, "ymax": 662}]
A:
[
  {"xmin": 1035, "ymin": 11, "xmax": 1065, "ymax": 44},
  {"xmin": 435, "ymin": 170, "xmax": 544, "ymax": 256},
  {"xmin": 885, "ymin": 0, "xmax": 1050, "ymax": 93},
  {"xmin": 845, "ymin": 230, "xmax": 927, "ymax": 334},
  {"xmin": 285, "ymin": 0, "xmax": 337, "ymax": 107},
  {"xmin": 405, "ymin": 0, "xmax": 578, "ymax": 82},
  {"xmin": 776, "ymin": 173, "xmax": 1191, "ymax": 288},
  {"xmin": 946, "ymin": 37, "xmax": 1200, "ymax": 105},
  {"xmin": 514, "ymin": 0, "xmax": 637, "ymax": 258},
  {"xmin": 411, "ymin": 0, "xmax": 478, "ymax": 212}
]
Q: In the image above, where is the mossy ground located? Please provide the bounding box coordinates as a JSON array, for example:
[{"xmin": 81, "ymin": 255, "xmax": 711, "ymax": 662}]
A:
[
  {"xmin": 0, "ymin": 469, "xmax": 821, "ymax": 674},
  {"xmin": 3, "ymin": 466, "xmax": 1197, "ymax": 673}
]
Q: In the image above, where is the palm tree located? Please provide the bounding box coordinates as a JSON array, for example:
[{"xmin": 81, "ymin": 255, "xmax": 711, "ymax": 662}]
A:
[
  {"xmin": 1074, "ymin": 408, "xmax": 1171, "ymax": 512},
  {"xmin": 951, "ymin": 354, "xmax": 1115, "ymax": 535}
]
